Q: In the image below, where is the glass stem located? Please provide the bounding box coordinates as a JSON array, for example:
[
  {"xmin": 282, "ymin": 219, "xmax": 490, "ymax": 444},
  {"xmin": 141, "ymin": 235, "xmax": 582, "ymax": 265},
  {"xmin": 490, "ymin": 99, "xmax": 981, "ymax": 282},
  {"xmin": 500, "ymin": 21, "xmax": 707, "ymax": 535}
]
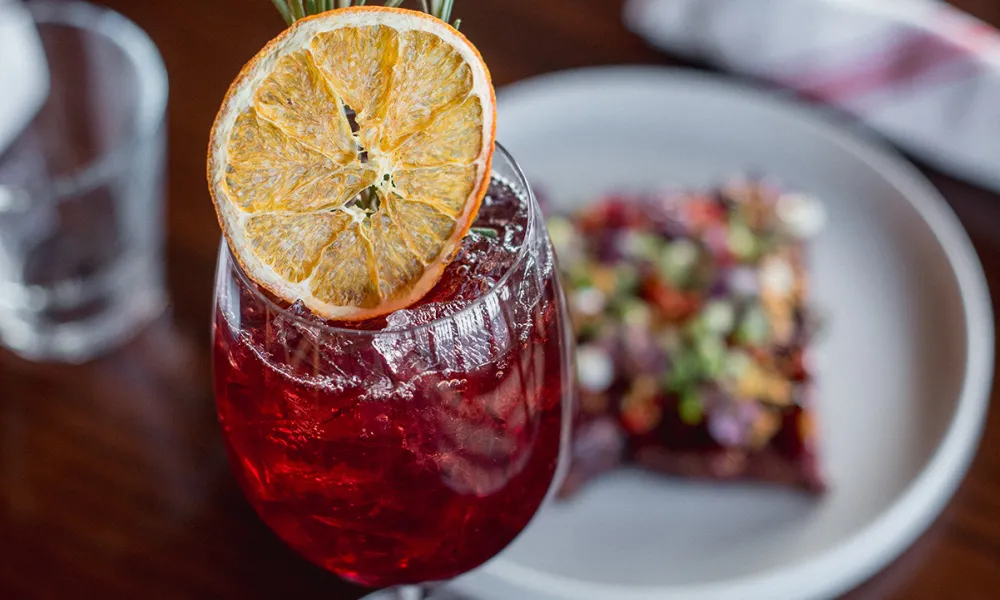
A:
[{"xmin": 394, "ymin": 585, "xmax": 427, "ymax": 600}]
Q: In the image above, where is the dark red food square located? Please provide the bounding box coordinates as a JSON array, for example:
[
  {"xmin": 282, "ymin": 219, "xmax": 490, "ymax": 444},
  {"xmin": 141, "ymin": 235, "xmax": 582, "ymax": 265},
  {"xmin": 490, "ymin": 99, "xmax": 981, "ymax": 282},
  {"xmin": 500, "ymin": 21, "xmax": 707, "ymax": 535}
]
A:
[{"xmin": 550, "ymin": 179, "xmax": 827, "ymax": 496}]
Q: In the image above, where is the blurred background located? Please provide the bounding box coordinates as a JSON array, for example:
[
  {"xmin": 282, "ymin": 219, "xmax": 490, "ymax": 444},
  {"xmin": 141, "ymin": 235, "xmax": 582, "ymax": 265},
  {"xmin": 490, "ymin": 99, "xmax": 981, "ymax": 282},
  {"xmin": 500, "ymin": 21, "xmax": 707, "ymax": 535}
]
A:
[{"xmin": 1, "ymin": 0, "xmax": 998, "ymax": 598}]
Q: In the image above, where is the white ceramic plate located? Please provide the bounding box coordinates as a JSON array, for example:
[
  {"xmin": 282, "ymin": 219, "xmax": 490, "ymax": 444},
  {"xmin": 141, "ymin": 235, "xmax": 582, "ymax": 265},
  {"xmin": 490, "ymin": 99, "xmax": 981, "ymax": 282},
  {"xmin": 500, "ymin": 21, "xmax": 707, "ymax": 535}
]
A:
[{"xmin": 447, "ymin": 67, "xmax": 994, "ymax": 600}]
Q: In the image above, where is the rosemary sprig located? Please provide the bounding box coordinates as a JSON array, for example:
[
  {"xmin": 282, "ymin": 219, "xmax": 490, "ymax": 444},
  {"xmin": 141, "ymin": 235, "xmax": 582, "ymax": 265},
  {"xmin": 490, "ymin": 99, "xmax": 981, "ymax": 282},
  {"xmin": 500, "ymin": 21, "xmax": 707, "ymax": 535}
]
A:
[
  {"xmin": 429, "ymin": 0, "xmax": 454, "ymax": 24},
  {"xmin": 270, "ymin": 0, "xmax": 460, "ymax": 28},
  {"xmin": 270, "ymin": 0, "xmax": 294, "ymax": 23},
  {"xmin": 471, "ymin": 227, "xmax": 497, "ymax": 239}
]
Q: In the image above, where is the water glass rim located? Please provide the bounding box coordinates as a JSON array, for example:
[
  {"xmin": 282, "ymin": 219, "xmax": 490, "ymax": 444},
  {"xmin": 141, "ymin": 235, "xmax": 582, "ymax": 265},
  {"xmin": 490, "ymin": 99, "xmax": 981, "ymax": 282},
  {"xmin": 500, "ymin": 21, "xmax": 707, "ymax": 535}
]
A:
[
  {"xmin": 219, "ymin": 142, "xmax": 540, "ymax": 338},
  {"xmin": 19, "ymin": 0, "xmax": 168, "ymax": 200}
]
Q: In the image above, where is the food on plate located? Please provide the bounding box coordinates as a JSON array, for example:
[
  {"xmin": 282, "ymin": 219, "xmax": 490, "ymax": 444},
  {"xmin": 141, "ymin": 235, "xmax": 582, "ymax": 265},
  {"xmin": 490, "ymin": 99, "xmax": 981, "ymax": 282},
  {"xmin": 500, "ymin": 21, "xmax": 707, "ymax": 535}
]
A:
[{"xmin": 550, "ymin": 179, "xmax": 827, "ymax": 496}]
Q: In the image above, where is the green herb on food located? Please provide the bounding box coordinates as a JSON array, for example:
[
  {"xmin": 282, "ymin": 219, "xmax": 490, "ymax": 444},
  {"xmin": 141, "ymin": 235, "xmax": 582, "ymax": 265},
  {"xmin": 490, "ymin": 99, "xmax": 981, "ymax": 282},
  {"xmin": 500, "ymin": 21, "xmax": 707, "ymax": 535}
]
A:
[
  {"xmin": 727, "ymin": 219, "xmax": 758, "ymax": 261},
  {"xmin": 678, "ymin": 389, "xmax": 704, "ymax": 426},
  {"xmin": 735, "ymin": 305, "xmax": 771, "ymax": 346},
  {"xmin": 658, "ymin": 239, "xmax": 700, "ymax": 288}
]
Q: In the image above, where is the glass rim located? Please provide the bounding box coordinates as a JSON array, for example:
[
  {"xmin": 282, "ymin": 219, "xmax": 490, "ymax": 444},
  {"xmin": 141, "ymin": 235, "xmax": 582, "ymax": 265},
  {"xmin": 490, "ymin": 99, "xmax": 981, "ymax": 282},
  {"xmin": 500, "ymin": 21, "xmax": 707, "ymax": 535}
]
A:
[
  {"xmin": 220, "ymin": 142, "xmax": 540, "ymax": 337},
  {"xmin": 24, "ymin": 0, "xmax": 168, "ymax": 199}
]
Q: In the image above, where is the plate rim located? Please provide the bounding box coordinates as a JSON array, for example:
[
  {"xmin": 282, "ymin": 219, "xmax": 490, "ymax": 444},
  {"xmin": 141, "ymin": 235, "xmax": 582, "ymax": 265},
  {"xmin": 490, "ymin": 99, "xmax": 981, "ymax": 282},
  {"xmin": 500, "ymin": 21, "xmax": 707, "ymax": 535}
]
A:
[{"xmin": 457, "ymin": 66, "xmax": 995, "ymax": 600}]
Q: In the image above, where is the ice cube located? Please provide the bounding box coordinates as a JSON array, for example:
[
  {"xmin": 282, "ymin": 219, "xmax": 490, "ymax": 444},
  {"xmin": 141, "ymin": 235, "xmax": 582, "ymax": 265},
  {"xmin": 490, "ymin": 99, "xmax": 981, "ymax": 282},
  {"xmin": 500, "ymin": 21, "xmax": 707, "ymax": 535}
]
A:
[
  {"xmin": 377, "ymin": 298, "xmax": 500, "ymax": 376},
  {"xmin": 450, "ymin": 301, "xmax": 501, "ymax": 371},
  {"xmin": 268, "ymin": 304, "xmax": 324, "ymax": 374},
  {"xmin": 372, "ymin": 317, "xmax": 445, "ymax": 382},
  {"xmin": 286, "ymin": 299, "xmax": 310, "ymax": 316},
  {"xmin": 465, "ymin": 231, "xmax": 518, "ymax": 283},
  {"xmin": 315, "ymin": 332, "xmax": 388, "ymax": 396},
  {"xmin": 477, "ymin": 183, "xmax": 526, "ymax": 226},
  {"xmin": 427, "ymin": 362, "xmax": 534, "ymax": 497},
  {"xmin": 385, "ymin": 300, "xmax": 464, "ymax": 331}
]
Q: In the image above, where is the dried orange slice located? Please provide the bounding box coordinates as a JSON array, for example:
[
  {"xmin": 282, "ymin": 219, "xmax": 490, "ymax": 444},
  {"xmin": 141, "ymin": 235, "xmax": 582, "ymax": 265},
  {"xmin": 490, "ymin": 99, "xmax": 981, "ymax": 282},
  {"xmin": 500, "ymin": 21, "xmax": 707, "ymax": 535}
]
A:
[{"xmin": 207, "ymin": 7, "xmax": 495, "ymax": 320}]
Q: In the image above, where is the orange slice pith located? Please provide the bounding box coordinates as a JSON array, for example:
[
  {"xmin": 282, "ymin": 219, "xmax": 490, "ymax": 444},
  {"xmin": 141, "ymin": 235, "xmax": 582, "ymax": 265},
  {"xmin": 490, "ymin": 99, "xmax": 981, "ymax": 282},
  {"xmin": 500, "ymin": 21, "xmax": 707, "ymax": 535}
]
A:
[{"xmin": 207, "ymin": 7, "xmax": 496, "ymax": 321}]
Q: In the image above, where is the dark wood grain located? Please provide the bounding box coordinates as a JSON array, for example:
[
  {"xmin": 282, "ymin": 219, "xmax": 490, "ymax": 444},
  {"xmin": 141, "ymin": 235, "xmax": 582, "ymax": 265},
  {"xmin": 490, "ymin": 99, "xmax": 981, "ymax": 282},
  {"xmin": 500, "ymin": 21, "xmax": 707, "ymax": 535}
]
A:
[{"xmin": 2, "ymin": 1, "xmax": 999, "ymax": 598}]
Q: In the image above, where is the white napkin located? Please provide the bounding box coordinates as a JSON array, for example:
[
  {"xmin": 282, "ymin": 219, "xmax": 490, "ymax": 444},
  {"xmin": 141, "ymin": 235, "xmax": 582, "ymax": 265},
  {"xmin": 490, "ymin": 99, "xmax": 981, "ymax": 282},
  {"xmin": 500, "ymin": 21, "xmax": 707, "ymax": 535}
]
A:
[
  {"xmin": 625, "ymin": 0, "xmax": 1000, "ymax": 193},
  {"xmin": 0, "ymin": 0, "xmax": 48, "ymax": 156}
]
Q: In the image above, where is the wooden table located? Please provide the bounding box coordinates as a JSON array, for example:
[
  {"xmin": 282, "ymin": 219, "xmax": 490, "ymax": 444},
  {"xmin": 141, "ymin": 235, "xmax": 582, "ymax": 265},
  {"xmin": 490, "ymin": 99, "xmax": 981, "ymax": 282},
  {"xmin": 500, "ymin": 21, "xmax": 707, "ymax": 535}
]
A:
[{"xmin": 2, "ymin": 1, "xmax": 998, "ymax": 598}]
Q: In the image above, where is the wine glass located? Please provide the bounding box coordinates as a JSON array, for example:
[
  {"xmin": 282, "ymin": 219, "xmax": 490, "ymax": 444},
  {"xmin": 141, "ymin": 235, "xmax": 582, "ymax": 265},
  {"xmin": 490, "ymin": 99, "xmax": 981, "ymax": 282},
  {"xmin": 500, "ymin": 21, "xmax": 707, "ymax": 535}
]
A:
[{"xmin": 212, "ymin": 144, "xmax": 574, "ymax": 598}]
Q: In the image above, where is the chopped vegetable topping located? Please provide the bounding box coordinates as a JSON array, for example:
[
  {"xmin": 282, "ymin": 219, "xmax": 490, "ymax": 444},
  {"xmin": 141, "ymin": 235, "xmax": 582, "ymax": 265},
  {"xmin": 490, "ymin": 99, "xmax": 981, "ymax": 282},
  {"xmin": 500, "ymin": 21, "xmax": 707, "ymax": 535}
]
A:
[{"xmin": 552, "ymin": 178, "xmax": 827, "ymax": 495}]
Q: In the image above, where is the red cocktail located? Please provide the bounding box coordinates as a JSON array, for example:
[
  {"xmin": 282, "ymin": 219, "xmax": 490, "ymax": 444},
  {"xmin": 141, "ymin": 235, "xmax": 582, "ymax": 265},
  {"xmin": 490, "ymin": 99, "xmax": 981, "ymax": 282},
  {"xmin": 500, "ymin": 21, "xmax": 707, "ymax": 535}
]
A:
[{"xmin": 213, "ymin": 146, "xmax": 573, "ymax": 588}]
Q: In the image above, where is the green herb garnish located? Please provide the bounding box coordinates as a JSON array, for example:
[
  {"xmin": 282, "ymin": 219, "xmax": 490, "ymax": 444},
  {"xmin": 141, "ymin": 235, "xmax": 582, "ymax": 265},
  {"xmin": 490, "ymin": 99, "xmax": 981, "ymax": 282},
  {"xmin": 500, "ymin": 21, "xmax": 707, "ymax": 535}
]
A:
[
  {"xmin": 658, "ymin": 239, "xmax": 700, "ymax": 288},
  {"xmin": 471, "ymin": 227, "xmax": 497, "ymax": 239},
  {"xmin": 678, "ymin": 389, "xmax": 704, "ymax": 426},
  {"xmin": 735, "ymin": 305, "xmax": 771, "ymax": 346},
  {"xmin": 271, "ymin": 0, "xmax": 462, "ymax": 28}
]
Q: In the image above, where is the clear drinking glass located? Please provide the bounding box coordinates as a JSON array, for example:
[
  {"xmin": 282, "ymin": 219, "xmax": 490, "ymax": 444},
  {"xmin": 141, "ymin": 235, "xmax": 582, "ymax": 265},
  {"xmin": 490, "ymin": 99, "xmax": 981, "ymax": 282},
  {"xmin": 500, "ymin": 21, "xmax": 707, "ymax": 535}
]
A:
[
  {"xmin": 0, "ymin": 0, "xmax": 168, "ymax": 362},
  {"xmin": 212, "ymin": 145, "xmax": 573, "ymax": 597}
]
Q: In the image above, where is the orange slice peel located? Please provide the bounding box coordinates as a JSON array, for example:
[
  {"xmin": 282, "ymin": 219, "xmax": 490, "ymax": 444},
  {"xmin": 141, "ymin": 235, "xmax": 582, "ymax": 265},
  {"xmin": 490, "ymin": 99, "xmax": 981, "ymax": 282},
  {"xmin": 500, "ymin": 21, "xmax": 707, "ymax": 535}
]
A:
[{"xmin": 208, "ymin": 6, "xmax": 496, "ymax": 320}]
